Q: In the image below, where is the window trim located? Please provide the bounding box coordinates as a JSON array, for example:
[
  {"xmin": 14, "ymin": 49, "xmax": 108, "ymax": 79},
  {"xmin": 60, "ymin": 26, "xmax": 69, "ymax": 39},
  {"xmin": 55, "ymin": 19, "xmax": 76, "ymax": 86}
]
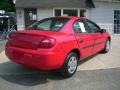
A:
[
  {"xmin": 114, "ymin": 10, "xmax": 120, "ymax": 34},
  {"xmin": 54, "ymin": 9, "xmax": 62, "ymax": 16},
  {"xmin": 53, "ymin": 8, "xmax": 86, "ymax": 17}
]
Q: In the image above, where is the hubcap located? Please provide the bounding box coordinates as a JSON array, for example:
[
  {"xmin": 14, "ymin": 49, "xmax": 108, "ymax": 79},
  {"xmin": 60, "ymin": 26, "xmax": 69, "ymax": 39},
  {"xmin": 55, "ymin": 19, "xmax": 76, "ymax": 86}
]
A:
[
  {"xmin": 106, "ymin": 40, "xmax": 110, "ymax": 51},
  {"xmin": 67, "ymin": 56, "xmax": 77, "ymax": 74}
]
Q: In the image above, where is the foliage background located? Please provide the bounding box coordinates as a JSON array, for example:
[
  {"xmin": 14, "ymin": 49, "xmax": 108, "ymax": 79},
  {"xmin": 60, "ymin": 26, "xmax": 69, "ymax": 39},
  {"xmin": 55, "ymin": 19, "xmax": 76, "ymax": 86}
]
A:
[{"xmin": 0, "ymin": 0, "xmax": 15, "ymax": 12}]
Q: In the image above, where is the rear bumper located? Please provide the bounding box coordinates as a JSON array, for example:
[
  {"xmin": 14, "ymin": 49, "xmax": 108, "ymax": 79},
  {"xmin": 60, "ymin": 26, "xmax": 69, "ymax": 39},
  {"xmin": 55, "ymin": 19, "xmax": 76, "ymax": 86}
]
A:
[{"xmin": 5, "ymin": 46, "xmax": 65, "ymax": 70}]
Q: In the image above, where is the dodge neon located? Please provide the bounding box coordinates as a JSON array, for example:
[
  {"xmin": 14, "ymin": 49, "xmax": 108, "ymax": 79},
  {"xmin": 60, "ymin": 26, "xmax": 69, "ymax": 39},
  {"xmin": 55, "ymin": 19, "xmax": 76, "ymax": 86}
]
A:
[{"xmin": 5, "ymin": 16, "xmax": 111, "ymax": 77}]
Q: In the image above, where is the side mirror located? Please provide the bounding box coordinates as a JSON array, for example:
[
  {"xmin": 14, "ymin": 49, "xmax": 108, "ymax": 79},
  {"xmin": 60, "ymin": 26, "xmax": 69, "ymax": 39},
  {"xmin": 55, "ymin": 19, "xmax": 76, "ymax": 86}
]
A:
[{"xmin": 100, "ymin": 29, "xmax": 106, "ymax": 33}]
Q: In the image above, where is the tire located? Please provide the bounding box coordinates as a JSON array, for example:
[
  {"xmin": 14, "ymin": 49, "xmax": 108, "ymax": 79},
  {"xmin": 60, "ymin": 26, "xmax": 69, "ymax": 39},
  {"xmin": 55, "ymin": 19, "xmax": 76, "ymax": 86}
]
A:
[
  {"xmin": 60, "ymin": 52, "xmax": 78, "ymax": 78},
  {"xmin": 101, "ymin": 39, "xmax": 110, "ymax": 53}
]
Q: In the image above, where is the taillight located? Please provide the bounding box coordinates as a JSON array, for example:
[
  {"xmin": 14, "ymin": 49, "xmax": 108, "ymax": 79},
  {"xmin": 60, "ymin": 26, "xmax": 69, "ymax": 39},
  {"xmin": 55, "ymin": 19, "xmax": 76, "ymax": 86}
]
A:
[{"xmin": 39, "ymin": 37, "xmax": 56, "ymax": 48}]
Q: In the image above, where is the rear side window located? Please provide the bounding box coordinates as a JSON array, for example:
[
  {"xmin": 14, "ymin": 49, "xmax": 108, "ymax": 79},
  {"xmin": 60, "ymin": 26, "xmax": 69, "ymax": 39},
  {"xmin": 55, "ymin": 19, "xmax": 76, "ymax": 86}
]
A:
[
  {"xmin": 73, "ymin": 21, "xmax": 87, "ymax": 33},
  {"xmin": 27, "ymin": 18, "xmax": 69, "ymax": 31}
]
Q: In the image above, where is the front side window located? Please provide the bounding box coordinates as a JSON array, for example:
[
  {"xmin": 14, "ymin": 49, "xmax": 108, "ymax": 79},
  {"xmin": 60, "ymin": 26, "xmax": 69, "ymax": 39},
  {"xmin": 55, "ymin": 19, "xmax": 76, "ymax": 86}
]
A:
[
  {"xmin": 86, "ymin": 20, "xmax": 100, "ymax": 33},
  {"xmin": 73, "ymin": 21, "xmax": 87, "ymax": 33},
  {"xmin": 27, "ymin": 18, "xmax": 69, "ymax": 31}
]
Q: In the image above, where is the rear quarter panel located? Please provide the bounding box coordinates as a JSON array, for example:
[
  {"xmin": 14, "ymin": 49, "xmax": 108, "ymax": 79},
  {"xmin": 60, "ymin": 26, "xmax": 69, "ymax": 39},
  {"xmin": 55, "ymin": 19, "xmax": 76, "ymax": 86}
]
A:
[{"xmin": 50, "ymin": 18, "xmax": 80, "ymax": 61}]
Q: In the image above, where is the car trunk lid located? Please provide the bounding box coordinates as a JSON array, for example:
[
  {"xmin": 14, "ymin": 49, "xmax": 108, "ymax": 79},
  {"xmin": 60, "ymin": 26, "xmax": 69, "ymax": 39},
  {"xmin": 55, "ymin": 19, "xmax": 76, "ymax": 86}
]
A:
[{"xmin": 8, "ymin": 30, "xmax": 56, "ymax": 49}]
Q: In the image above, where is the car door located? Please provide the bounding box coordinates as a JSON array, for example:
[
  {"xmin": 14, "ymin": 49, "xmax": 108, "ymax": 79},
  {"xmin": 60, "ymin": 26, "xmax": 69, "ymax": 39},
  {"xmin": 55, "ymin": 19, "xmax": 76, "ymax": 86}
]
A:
[
  {"xmin": 85, "ymin": 20, "xmax": 106, "ymax": 54},
  {"xmin": 73, "ymin": 20, "xmax": 94, "ymax": 60}
]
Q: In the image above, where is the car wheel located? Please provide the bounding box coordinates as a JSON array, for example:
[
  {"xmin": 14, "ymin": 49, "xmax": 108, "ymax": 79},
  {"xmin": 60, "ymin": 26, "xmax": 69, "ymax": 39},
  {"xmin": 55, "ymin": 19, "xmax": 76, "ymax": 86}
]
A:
[
  {"xmin": 102, "ymin": 39, "xmax": 110, "ymax": 53},
  {"xmin": 60, "ymin": 52, "xmax": 78, "ymax": 78}
]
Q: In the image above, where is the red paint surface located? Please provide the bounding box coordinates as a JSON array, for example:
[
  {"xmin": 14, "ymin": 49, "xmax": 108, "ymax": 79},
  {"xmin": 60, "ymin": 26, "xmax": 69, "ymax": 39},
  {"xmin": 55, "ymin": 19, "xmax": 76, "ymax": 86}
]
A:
[{"xmin": 5, "ymin": 16, "xmax": 110, "ymax": 70}]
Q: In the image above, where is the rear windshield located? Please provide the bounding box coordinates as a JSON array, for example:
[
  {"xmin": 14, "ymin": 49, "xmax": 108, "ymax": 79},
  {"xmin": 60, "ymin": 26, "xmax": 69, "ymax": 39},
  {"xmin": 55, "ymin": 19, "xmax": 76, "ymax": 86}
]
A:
[{"xmin": 27, "ymin": 18, "xmax": 69, "ymax": 31}]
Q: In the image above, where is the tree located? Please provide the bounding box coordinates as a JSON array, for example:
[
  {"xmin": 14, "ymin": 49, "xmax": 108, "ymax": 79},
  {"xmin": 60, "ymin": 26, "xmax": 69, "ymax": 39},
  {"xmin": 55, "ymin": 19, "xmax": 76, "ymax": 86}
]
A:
[{"xmin": 0, "ymin": 0, "xmax": 15, "ymax": 12}]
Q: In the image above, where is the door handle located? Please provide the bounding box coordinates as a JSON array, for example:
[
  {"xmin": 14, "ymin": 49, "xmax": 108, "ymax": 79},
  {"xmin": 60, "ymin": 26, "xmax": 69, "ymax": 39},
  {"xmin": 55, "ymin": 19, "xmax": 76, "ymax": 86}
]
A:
[{"xmin": 80, "ymin": 40, "xmax": 84, "ymax": 43}]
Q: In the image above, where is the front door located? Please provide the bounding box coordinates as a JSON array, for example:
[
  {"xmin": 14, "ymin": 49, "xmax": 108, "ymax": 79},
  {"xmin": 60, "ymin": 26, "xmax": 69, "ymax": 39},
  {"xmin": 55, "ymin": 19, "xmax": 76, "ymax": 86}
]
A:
[
  {"xmin": 73, "ymin": 20, "xmax": 94, "ymax": 60},
  {"xmin": 85, "ymin": 20, "xmax": 106, "ymax": 54},
  {"xmin": 24, "ymin": 8, "xmax": 37, "ymax": 28},
  {"xmin": 114, "ymin": 10, "xmax": 120, "ymax": 34}
]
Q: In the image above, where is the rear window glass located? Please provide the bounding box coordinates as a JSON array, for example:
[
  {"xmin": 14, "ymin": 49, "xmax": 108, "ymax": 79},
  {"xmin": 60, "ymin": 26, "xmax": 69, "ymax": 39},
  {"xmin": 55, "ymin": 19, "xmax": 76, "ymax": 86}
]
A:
[{"xmin": 27, "ymin": 18, "xmax": 69, "ymax": 31}]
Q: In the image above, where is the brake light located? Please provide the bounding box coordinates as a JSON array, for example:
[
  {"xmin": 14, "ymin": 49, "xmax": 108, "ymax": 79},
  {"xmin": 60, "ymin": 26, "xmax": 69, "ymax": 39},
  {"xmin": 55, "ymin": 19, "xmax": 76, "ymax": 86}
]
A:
[{"xmin": 39, "ymin": 37, "xmax": 56, "ymax": 48}]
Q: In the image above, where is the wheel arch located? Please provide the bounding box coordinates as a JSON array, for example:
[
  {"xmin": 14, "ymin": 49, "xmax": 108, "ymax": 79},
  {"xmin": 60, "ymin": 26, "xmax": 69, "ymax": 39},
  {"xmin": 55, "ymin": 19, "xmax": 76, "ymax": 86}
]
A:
[{"xmin": 68, "ymin": 48, "xmax": 81, "ymax": 60}]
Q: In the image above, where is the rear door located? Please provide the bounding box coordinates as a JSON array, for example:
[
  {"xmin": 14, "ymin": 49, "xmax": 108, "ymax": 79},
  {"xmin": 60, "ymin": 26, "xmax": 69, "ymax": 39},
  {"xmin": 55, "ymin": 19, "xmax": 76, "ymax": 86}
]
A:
[
  {"xmin": 85, "ymin": 20, "xmax": 106, "ymax": 54},
  {"xmin": 73, "ymin": 20, "xmax": 94, "ymax": 60}
]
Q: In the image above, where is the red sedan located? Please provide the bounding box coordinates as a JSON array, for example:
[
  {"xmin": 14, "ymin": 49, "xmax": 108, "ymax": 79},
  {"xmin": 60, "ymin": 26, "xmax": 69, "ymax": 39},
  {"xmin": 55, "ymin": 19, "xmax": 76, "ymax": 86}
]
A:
[{"xmin": 5, "ymin": 16, "xmax": 111, "ymax": 77}]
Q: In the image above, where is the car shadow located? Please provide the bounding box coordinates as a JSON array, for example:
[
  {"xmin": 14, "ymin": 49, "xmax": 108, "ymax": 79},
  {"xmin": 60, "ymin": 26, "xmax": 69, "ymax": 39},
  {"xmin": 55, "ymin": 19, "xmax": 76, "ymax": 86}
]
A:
[
  {"xmin": 78, "ymin": 53, "xmax": 99, "ymax": 65},
  {"xmin": 0, "ymin": 61, "xmax": 66, "ymax": 86},
  {"xmin": 0, "ymin": 54, "xmax": 99, "ymax": 86}
]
